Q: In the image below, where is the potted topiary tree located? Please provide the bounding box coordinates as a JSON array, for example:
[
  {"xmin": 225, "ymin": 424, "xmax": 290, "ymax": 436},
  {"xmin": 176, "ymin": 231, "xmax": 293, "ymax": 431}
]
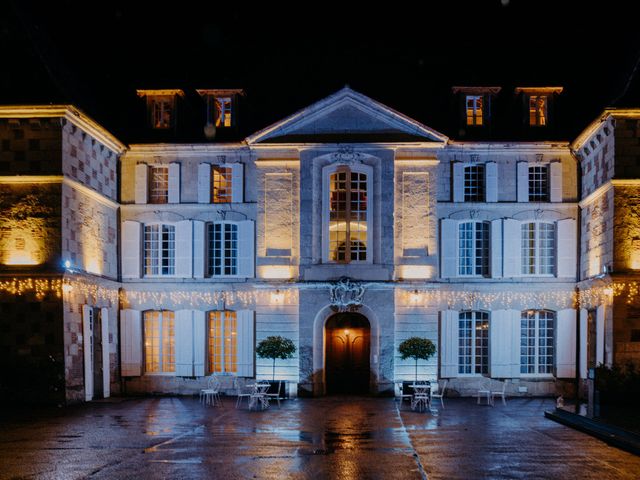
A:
[
  {"xmin": 256, "ymin": 336, "xmax": 296, "ymax": 398},
  {"xmin": 398, "ymin": 337, "xmax": 436, "ymax": 384}
]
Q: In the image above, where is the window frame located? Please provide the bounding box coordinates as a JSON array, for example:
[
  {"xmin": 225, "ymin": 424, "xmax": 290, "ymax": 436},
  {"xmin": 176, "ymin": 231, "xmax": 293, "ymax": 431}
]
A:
[
  {"xmin": 143, "ymin": 310, "xmax": 175, "ymax": 375},
  {"xmin": 322, "ymin": 163, "xmax": 373, "ymax": 264},
  {"xmin": 143, "ymin": 223, "xmax": 176, "ymax": 277},
  {"xmin": 521, "ymin": 221, "xmax": 556, "ymax": 276},
  {"xmin": 149, "ymin": 95, "xmax": 175, "ymax": 130},
  {"xmin": 207, "ymin": 221, "xmax": 239, "ymax": 277},
  {"xmin": 211, "ymin": 165, "xmax": 233, "ymax": 203},
  {"xmin": 466, "ymin": 95, "xmax": 484, "ymax": 126},
  {"xmin": 528, "ymin": 165, "xmax": 550, "ymax": 202},
  {"xmin": 520, "ymin": 309, "xmax": 555, "ymax": 376},
  {"xmin": 207, "ymin": 310, "xmax": 238, "ymax": 374},
  {"xmin": 148, "ymin": 165, "xmax": 169, "ymax": 204},
  {"xmin": 463, "ymin": 164, "xmax": 485, "ymax": 202},
  {"xmin": 457, "ymin": 221, "xmax": 490, "ymax": 277},
  {"xmin": 528, "ymin": 95, "xmax": 548, "ymax": 127},
  {"xmin": 458, "ymin": 310, "xmax": 490, "ymax": 376}
]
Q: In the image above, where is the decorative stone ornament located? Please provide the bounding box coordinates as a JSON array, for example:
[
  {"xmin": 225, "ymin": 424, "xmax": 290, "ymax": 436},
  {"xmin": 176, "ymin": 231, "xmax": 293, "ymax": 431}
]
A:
[
  {"xmin": 330, "ymin": 146, "xmax": 363, "ymax": 166},
  {"xmin": 329, "ymin": 276, "xmax": 366, "ymax": 312}
]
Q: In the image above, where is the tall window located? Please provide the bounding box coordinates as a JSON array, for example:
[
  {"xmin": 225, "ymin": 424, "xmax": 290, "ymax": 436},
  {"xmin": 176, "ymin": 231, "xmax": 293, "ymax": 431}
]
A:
[
  {"xmin": 144, "ymin": 311, "xmax": 175, "ymax": 373},
  {"xmin": 151, "ymin": 97, "xmax": 174, "ymax": 129},
  {"xmin": 144, "ymin": 224, "xmax": 175, "ymax": 276},
  {"xmin": 466, "ymin": 95, "xmax": 483, "ymax": 126},
  {"xmin": 521, "ymin": 310, "xmax": 554, "ymax": 374},
  {"xmin": 521, "ymin": 222, "xmax": 555, "ymax": 275},
  {"xmin": 464, "ymin": 165, "xmax": 485, "ymax": 202},
  {"xmin": 208, "ymin": 222, "xmax": 238, "ymax": 276},
  {"xmin": 459, "ymin": 311, "xmax": 489, "ymax": 375},
  {"xmin": 212, "ymin": 166, "xmax": 232, "ymax": 203},
  {"xmin": 528, "ymin": 165, "xmax": 549, "ymax": 202},
  {"xmin": 529, "ymin": 95, "xmax": 547, "ymax": 126},
  {"xmin": 208, "ymin": 311, "xmax": 237, "ymax": 373},
  {"xmin": 329, "ymin": 167, "xmax": 368, "ymax": 262},
  {"xmin": 149, "ymin": 166, "xmax": 169, "ymax": 204},
  {"xmin": 458, "ymin": 222, "xmax": 489, "ymax": 276},
  {"xmin": 215, "ymin": 97, "xmax": 233, "ymax": 127}
]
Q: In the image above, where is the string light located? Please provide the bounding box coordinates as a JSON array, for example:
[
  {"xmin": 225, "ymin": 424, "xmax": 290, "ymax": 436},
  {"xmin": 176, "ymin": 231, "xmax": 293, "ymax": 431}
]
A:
[{"xmin": 0, "ymin": 278, "xmax": 62, "ymax": 299}]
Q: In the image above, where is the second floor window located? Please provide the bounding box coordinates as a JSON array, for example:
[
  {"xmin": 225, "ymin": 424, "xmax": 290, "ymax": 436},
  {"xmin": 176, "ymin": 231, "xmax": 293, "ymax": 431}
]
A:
[
  {"xmin": 529, "ymin": 95, "xmax": 547, "ymax": 126},
  {"xmin": 458, "ymin": 222, "xmax": 489, "ymax": 276},
  {"xmin": 208, "ymin": 222, "xmax": 238, "ymax": 276},
  {"xmin": 208, "ymin": 311, "xmax": 237, "ymax": 374},
  {"xmin": 528, "ymin": 165, "xmax": 549, "ymax": 202},
  {"xmin": 149, "ymin": 165, "xmax": 169, "ymax": 204},
  {"xmin": 521, "ymin": 222, "xmax": 555, "ymax": 275},
  {"xmin": 144, "ymin": 224, "xmax": 175, "ymax": 276},
  {"xmin": 144, "ymin": 310, "xmax": 175, "ymax": 373},
  {"xmin": 466, "ymin": 95, "xmax": 483, "ymax": 126},
  {"xmin": 329, "ymin": 167, "xmax": 368, "ymax": 262},
  {"xmin": 212, "ymin": 166, "xmax": 233, "ymax": 203},
  {"xmin": 464, "ymin": 164, "xmax": 485, "ymax": 202},
  {"xmin": 459, "ymin": 311, "xmax": 489, "ymax": 375}
]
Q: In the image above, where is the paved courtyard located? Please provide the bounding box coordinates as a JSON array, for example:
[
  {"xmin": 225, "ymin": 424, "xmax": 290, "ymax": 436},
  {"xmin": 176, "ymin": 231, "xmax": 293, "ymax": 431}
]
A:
[{"xmin": 1, "ymin": 396, "xmax": 639, "ymax": 479}]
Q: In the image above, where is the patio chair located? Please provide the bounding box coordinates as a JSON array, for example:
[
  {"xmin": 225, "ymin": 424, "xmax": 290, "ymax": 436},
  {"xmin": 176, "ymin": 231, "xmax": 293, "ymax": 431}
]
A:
[
  {"xmin": 491, "ymin": 381, "xmax": 507, "ymax": 406},
  {"xmin": 200, "ymin": 375, "xmax": 222, "ymax": 407},
  {"xmin": 234, "ymin": 377, "xmax": 252, "ymax": 409},
  {"xmin": 430, "ymin": 379, "xmax": 448, "ymax": 409},
  {"xmin": 397, "ymin": 382, "xmax": 413, "ymax": 407},
  {"xmin": 477, "ymin": 379, "xmax": 491, "ymax": 406},
  {"xmin": 265, "ymin": 380, "xmax": 283, "ymax": 408}
]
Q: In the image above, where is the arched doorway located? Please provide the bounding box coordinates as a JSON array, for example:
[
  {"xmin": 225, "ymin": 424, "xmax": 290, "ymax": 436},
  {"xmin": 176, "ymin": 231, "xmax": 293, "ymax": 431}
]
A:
[{"xmin": 325, "ymin": 312, "xmax": 370, "ymax": 394}]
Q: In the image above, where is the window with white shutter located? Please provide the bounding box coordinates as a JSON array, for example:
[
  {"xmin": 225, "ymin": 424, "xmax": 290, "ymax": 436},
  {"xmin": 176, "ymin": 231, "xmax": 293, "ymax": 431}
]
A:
[
  {"xmin": 521, "ymin": 222, "xmax": 555, "ymax": 276},
  {"xmin": 440, "ymin": 310, "xmax": 459, "ymax": 378},
  {"xmin": 198, "ymin": 163, "xmax": 212, "ymax": 204},
  {"xmin": 168, "ymin": 162, "xmax": 180, "ymax": 204},
  {"xmin": 458, "ymin": 311, "xmax": 490, "ymax": 375},
  {"xmin": 135, "ymin": 163, "xmax": 148, "ymax": 204},
  {"xmin": 144, "ymin": 224, "xmax": 176, "ymax": 276},
  {"xmin": 122, "ymin": 221, "xmax": 142, "ymax": 278},
  {"xmin": 143, "ymin": 310, "xmax": 175, "ymax": 373},
  {"xmin": 235, "ymin": 310, "xmax": 255, "ymax": 377},
  {"xmin": 208, "ymin": 311, "xmax": 237, "ymax": 374},
  {"xmin": 120, "ymin": 309, "xmax": 142, "ymax": 376}
]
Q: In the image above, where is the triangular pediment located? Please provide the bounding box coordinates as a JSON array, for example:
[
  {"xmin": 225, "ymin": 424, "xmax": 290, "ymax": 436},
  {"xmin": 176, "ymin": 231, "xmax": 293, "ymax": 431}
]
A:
[{"xmin": 246, "ymin": 87, "xmax": 448, "ymax": 144}]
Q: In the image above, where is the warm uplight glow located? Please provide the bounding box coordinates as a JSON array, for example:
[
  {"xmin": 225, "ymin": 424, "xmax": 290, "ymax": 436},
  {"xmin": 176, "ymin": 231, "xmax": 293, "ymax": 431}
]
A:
[
  {"xmin": 2, "ymin": 230, "xmax": 45, "ymax": 266},
  {"xmin": 62, "ymin": 283, "xmax": 73, "ymax": 295},
  {"xmin": 260, "ymin": 265, "xmax": 293, "ymax": 279},
  {"xmin": 399, "ymin": 265, "xmax": 432, "ymax": 279},
  {"xmin": 270, "ymin": 289, "xmax": 285, "ymax": 304},
  {"xmin": 409, "ymin": 289, "xmax": 422, "ymax": 304},
  {"xmin": 631, "ymin": 253, "xmax": 640, "ymax": 270},
  {"xmin": 343, "ymin": 329, "xmax": 350, "ymax": 336},
  {"xmin": 3, "ymin": 251, "xmax": 40, "ymax": 265}
]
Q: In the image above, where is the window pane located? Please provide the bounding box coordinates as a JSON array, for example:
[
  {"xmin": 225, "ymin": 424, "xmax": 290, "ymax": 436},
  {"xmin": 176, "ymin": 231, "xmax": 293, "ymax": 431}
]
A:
[
  {"xmin": 528, "ymin": 166, "xmax": 549, "ymax": 202},
  {"xmin": 329, "ymin": 169, "xmax": 367, "ymax": 263},
  {"xmin": 149, "ymin": 166, "xmax": 169, "ymax": 204},
  {"xmin": 464, "ymin": 165, "xmax": 485, "ymax": 202},
  {"xmin": 215, "ymin": 97, "xmax": 233, "ymax": 128},
  {"xmin": 212, "ymin": 166, "xmax": 232, "ymax": 203}
]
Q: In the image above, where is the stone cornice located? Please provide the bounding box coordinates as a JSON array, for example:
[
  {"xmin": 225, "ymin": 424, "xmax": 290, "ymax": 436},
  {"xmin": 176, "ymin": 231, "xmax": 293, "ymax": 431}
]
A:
[
  {"xmin": 447, "ymin": 141, "xmax": 570, "ymax": 153},
  {"xmin": 126, "ymin": 143, "xmax": 249, "ymax": 157}
]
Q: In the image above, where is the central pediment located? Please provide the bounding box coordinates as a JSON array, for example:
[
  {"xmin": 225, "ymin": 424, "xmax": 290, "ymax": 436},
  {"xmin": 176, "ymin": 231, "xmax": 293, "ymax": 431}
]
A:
[{"xmin": 246, "ymin": 87, "xmax": 448, "ymax": 144}]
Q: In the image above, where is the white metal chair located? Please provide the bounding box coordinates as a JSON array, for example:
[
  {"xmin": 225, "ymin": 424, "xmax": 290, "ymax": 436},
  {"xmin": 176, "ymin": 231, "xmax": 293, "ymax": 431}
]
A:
[
  {"xmin": 430, "ymin": 379, "xmax": 448, "ymax": 409},
  {"xmin": 491, "ymin": 381, "xmax": 507, "ymax": 406},
  {"xmin": 397, "ymin": 382, "xmax": 413, "ymax": 407},
  {"xmin": 200, "ymin": 375, "xmax": 222, "ymax": 407},
  {"xmin": 234, "ymin": 377, "xmax": 252, "ymax": 409},
  {"xmin": 265, "ymin": 380, "xmax": 283, "ymax": 408},
  {"xmin": 249, "ymin": 383, "xmax": 271, "ymax": 410},
  {"xmin": 477, "ymin": 379, "xmax": 491, "ymax": 406},
  {"xmin": 411, "ymin": 383, "xmax": 431, "ymax": 412}
]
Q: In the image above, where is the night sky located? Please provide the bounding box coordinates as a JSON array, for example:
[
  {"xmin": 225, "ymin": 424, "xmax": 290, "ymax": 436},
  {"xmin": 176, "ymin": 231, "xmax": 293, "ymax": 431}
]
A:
[{"xmin": 2, "ymin": 0, "xmax": 640, "ymax": 140}]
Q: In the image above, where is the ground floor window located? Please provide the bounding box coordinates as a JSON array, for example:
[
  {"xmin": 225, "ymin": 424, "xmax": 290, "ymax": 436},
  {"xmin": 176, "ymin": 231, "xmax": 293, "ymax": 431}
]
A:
[
  {"xmin": 208, "ymin": 311, "xmax": 237, "ymax": 373},
  {"xmin": 459, "ymin": 311, "xmax": 489, "ymax": 375},
  {"xmin": 144, "ymin": 310, "xmax": 175, "ymax": 373},
  {"xmin": 520, "ymin": 310, "xmax": 554, "ymax": 374}
]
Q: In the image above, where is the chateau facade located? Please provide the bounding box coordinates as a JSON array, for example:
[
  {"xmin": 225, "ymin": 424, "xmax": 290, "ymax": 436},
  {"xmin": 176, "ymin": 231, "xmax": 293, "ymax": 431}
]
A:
[{"xmin": 1, "ymin": 87, "xmax": 639, "ymax": 403}]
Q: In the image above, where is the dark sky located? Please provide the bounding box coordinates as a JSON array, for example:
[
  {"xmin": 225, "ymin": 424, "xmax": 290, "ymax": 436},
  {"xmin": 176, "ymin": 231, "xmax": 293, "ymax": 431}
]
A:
[{"xmin": 2, "ymin": 0, "xmax": 640, "ymax": 140}]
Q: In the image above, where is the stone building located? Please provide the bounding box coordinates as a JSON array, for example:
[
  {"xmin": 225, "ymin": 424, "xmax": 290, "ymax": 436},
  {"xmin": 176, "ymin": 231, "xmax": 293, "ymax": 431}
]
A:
[{"xmin": 1, "ymin": 87, "xmax": 639, "ymax": 404}]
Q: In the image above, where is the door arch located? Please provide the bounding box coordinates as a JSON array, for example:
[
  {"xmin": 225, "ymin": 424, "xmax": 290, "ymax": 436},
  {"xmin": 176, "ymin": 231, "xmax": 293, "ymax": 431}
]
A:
[{"xmin": 325, "ymin": 312, "xmax": 370, "ymax": 394}]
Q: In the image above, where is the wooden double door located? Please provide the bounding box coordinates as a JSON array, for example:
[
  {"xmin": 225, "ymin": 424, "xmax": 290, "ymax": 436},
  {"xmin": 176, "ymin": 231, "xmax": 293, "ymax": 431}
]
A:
[{"xmin": 325, "ymin": 313, "xmax": 371, "ymax": 394}]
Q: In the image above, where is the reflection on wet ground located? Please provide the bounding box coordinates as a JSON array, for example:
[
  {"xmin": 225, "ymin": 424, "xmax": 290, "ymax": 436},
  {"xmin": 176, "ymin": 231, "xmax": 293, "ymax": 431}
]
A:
[{"xmin": 1, "ymin": 396, "xmax": 639, "ymax": 479}]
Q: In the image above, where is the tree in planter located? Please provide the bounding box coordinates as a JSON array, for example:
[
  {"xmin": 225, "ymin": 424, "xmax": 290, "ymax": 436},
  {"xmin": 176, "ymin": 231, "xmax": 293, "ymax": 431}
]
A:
[
  {"xmin": 256, "ymin": 336, "xmax": 296, "ymax": 381},
  {"xmin": 398, "ymin": 337, "xmax": 436, "ymax": 384}
]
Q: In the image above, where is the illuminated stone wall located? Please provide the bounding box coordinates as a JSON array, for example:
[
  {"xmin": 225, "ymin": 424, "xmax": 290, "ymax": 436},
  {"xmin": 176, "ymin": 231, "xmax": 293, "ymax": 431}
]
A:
[{"xmin": 0, "ymin": 117, "xmax": 62, "ymax": 175}]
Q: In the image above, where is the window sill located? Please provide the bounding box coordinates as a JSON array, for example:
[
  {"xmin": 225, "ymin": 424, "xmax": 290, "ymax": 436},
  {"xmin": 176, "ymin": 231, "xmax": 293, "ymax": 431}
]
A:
[{"xmin": 143, "ymin": 372, "xmax": 176, "ymax": 376}]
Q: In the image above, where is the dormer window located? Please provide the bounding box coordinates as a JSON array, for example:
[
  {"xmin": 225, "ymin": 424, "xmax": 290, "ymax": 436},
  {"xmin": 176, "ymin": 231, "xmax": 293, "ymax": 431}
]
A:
[
  {"xmin": 452, "ymin": 87, "xmax": 501, "ymax": 131},
  {"xmin": 136, "ymin": 89, "xmax": 184, "ymax": 130},
  {"xmin": 515, "ymin": 87, "xmax": 563, "ymax": 128},
  {"xmin": 197, "ymin": 89, "xmax": 244, "ymax": 129}
]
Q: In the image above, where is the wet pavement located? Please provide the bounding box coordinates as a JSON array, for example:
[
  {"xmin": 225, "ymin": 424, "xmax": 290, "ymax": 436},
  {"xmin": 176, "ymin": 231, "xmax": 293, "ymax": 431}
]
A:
[{"xmin": 1, "ymin": 396, "xmax": 639, "ymax": 479}]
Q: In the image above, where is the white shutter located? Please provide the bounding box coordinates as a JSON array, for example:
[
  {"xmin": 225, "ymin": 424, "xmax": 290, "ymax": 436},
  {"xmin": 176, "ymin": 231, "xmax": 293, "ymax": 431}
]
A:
[
  {"xmin": 135, "ymin": 163, "xmax": 148, "ymax": 204},
  {"xmin": 82, "ymin": 305, "xmax": 93, "ymax": 401},
  {"xmin": 175, "ymin": 220, "xmax": 193, "ymax": 278},
  {"xmin": 452, "ymin": 162, "xmax": 464, "ymax": 202},
  {"xmin": 237, "ymin": 220, "xmax": 255, "ymax": 278},
  {"xmin": 236, "ymin": 310, "xmax": 255, "ymax": 377},
  {"xmin": 193, "ymin": 221, "xmax": 206, "ymax": 279},
  {"xmin": 549, "ymin": 161, "xmax": 562, "ymax": 202},
  {"xmin": 490, "ymin": 310, "xmax": 513, "ymax": 378},
  {"xmin": 596, "ymin": 305, "xmax": 605, "ymax": 366},
  {"xmin": 168, "ymin": 162, "xmax": 180, "ymax": 204},
  {"xmin": 517, "ymin": 161, "xmax": 529, "ymax": 203},
  {"xmin": 580, "ymin": 309, "xmax": 588, "ymax": 379},
  {"xmin": 485, "ymin": 162, "xmax": 498, "ymax": 202},
  {"xmin": 440, "ymin": 310, "xmax": 459, "ymax": 378},
  {"xmin": 556, "ymin": 308, "xmax": 577, "ymax": 378},
  {"xmin": 120, "ymin": 309, "xmax": 142, "ymax": 376},
  {"xmin": 198, "ymin": 163, "xmax": 211, "ymax": 204},
  {"xmin": 490, "ymin": 219, "xmax": 503, "ymax": 278},
  {"xmin": 556, "ymin": 218, "xmax": 576, "ymax": 278},
  {"xmin": 503, "ymin": 219, "xmax": 521, "ymax": 277},
  {"xmin": 100, "ymin": 307, "xmax": 110, "ymax": 398},
  {"xmin": 175, "ymin": 310, "xmax": 194, "ymax": 376},
  {"xmin": 193, "ymin": 310, "xmax": 206, "ymax": 377},
  {"xmin": 231, "ymin": 163, "xmax": 244, "ymax": 203},
  {"xmin": 508, "ymin": 309, "xmax": 522, "ymax": 378},
  {"xmin": 122, "ymin": 221, "xmax": 142, "ymax": 279},
  {"xmin": 440, "ymin": 219, "xmax": 457, "ymax": 278}
]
